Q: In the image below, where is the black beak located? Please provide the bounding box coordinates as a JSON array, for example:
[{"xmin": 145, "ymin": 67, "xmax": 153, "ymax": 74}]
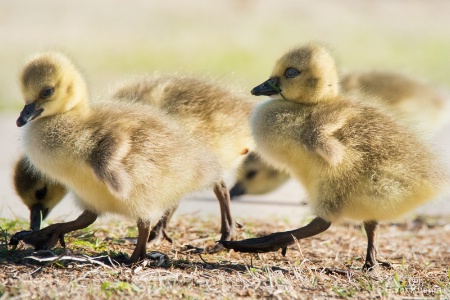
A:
[
  {"xmin": 17, "ymin": 103, "xmax": 43, "ymax": 127},
  {"xmin": 251, "ymin": 78, "xmax": 280, "ymax": 96},
  {"xmin": 30, "ymin": 204, "xmax": 49, "ymax": 231},
  {"xmin": 229, "ymin": 182, "xmax": 246, "ymax": 199}
]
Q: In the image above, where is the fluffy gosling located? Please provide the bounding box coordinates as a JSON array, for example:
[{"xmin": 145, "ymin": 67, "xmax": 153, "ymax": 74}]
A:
[
  {"xmin": 220, "ymin": 44, "xmax": 448, "ymax": 270},
  {"xmin": 341, "ymin": 70, "xmax": 450, "ymax": 134},
  {"xmin": 13, "ymin": 155, "xmax": 67, "ymax": 230},
  {"xmin": 229, "ymin": 70, "xmax": 450, "ymax": 198},
  {"xmin": 113, "ymin": 75, "xmax": 255, "ymax": 245},
  {"xmin": 13, "ymin": 74, "xmax": 254, "ymax": 248},
  {"xmin": 12, "ymin": 52, "xmax": 220, "ymax": 262},
  {"xmin": 229, "ymin": 152, "xmax": 289, "ymax": 198}
]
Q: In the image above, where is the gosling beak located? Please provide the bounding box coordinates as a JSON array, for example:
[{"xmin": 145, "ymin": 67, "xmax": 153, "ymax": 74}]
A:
[
  {"xmin": 229, "ymin": 182, "xmax": 246, "ymax": 199},
  {"xmin": 30, "ymin": 204, "xmax": 49, "ymax": 231},
  {"xmin": 251, "ymin": 78, "xmax": 280, "ymax": 96},
  {"xmin": 17, "ymin": 103, "xmax": 43, "ymax": 127}
]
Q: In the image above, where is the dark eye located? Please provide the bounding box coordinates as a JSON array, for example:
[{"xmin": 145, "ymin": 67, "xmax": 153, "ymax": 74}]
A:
[
  {"xmin": 40, "ymin": 87, "xmax": 54, "ymax": 98},
  {"xmin": 35, "ymin": 186, "xmax": 47, "ymax": 201},
  {"xmin": 285, "ymin": 68, "xmax": 300, "ymax": 78},
  {"xmin": 246, "ymin": 170, "xmax": 258, "ymax": 180}
]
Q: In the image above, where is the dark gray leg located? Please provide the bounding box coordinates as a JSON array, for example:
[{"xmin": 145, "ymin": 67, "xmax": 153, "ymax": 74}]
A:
[
  {"xmin": 130, "ymin": 219, "xmax": 151, "ymax": 263},
  {"xmin": 148, "ymin": 207, "xmax": 175, "ymax": 244},
  {"xmin": 363, "ymin": 220, "xmax": 391, "ymax": 270}
]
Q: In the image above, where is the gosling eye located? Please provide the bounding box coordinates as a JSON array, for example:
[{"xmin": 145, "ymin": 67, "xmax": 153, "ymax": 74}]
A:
[
  {"xmin": 246, "ymin": 170, "xmax": 258, "ymax": 180},
  {"xmin": 35, "ymin": 186, "xmax": 47, "ymax": 201},
  {"xmin": 285, "ymin": 68, "xmax": 300, "ymax": 78},
  {"xmin": 40, "ymin": 87, "xmax": 54, "ymax": 99}
]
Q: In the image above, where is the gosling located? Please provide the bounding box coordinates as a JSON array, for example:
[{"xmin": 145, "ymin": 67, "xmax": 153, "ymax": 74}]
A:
[
  {"xmin": 13, "ymin": 52, "xmax": 220, "ymax": 262},
  {"xmin": 230, "ymin": 70, "xmax": 450, "ymax": 198},
  {"xmin": 13, "ymin": 74, "xmax": 254, "ymax": 247},
  {"xmin": 229, "ymin": 152, "xmax": 289, "ymax": 198},
  {"xmin": 13, "ymin": 155, "xmax": 67, "ymax": 230},
  {"xmin": 341, "ymin": 70, "xmax": 450, "ymax": 134},
  {"xmin": 220, "ymin": 44, "xmax": 448, "ymax": 270},
  {"xmin": 113, "ymin": 75, "xmax": 255, "ymax": 245}
]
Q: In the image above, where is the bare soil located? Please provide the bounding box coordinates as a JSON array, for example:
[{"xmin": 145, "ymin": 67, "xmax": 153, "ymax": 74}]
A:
[{"xmin": 1, "ymin": 214, "xmax": 449, "ymax": 299}]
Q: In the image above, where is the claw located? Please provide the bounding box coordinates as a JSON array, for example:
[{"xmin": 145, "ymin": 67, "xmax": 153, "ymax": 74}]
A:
[
  {"xmin": 235, "ymin": 221, "xmax": 244, "ymax": 229},
  {"xmin": 180, "ymin": 244, "xmax": 205, "ymax": 254},
  {"xmin": 9, "ymin": 230, "xmax": 34, "ymax": 247},
  {"xmin": 59, "ymin": 234, "xmax": 66, "ymax": 248},
  {"xmin": 363, "ymin": 259, "xmax": 392, "ymax": 271},
  {"xmin": 379, "ymin": 260, "xmax": 391, "ymax": 268},
  {"xmin": 205, "ymin": 242, "xmax": 226, "ymax": 254}
]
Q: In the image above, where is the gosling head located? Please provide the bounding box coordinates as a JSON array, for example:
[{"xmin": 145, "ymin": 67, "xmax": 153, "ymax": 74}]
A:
[
  {"xmin": 251, "ymin": 44, "xmax": 339, "ymax": 103},
  {"xmin": 13, "ymin": 157, "xmax": 67, "ymax": 230},
  {"xmin": 17, "ymin": 52, "xmax": 88, "ymax": 127},
  {"xmin": 230, "ymin": 153, "xmax": 289, "ymax": 198}
]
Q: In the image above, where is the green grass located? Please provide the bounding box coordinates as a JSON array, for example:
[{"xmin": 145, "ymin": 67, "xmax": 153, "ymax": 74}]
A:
[
  {"xmin": 0, "ymin": 219, "xmax": 28, "ymax": 259},
  {"xmin": 0, "ymin": 214, "xmax": 440, "ymax": 299},
  {"xmin": 3, "ymin": 1, "xmax": 450, "ymax": 112},
  {"xmin": 101, "ymin": 281, "xmax": 142, "ymax": 298}
]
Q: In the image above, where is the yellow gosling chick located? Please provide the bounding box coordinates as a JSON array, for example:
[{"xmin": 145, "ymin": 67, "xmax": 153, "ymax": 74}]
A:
[
  {"xmin": 341, "ymin": 70, "xmax": 450, "ymax": 134},
  {"xmin": 220, "ymin": 44, "xmax": 448, "ymax": 270},
  {"xmin": 113, "ymin": 75, "xmax": 255, "ymax": 245},
  {"xmin": 12, "ymin": 74, "xmax": 254, "ymax": 247},
  {"xmin": 229, "ymin": 152, "xmax": 289, "ymax": 198},
  {"xmin": 230, "ymin": 71, "xmax": 450, "ymax": 199},
  {"xmin": 12, "ymin": 52, "xmax": 220, "ymax": 262},
  {"xmin": 13, "ymin": 155, "xmax": 67, "ymax": 230}
]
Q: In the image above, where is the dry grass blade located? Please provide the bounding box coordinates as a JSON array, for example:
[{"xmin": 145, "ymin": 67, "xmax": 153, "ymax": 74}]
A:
[
  {"xmin": 23, "ymin": 252, "xmax": 113, "ymax": 269},
  {"xmin": 0, "ymin": 214, "xmax": 449, "ymax": 299}
]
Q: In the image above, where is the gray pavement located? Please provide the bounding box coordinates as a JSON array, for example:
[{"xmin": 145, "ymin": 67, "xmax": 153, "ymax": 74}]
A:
[{"xmin": 1, "ymin": 112, "xmax": 449, "ymax": 227}]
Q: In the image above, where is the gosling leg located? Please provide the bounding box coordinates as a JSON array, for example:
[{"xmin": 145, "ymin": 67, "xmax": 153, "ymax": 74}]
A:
[
  {"xmin": 130, "ymin": 219, "xmax": 151, "ymax": 263},
  {"xmin": 363, "ymin": 220, "xmax": 391, "ymax": 270},
  {"xmin": 214, "ymin": 180, "xmax": 234, "ymax": 241},
  {"xmin": 147, "ymin": 180, "xmax": 235, "ymax": 252},
  {"xmin": 219, "ymin": 217, "xmax": 331, "ymax": 256},
  {"xmin": 148, "ymin": 207, "xmax": 175, "ymax": 244},
  {"xmin": 206, "ymin": 180, "xmax": 234, "ymax": 253}
]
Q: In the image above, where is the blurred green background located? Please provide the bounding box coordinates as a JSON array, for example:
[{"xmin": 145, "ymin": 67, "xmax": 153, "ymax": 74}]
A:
[{"xmin": 1, "ymin": 0, "xmax": 450, "ymax": 111}]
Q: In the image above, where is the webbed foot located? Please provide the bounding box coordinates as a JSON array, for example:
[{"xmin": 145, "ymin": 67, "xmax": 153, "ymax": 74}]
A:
[
  {"xmin": 10, "ymin": 225, "xmax": 66, "ymax": 250},
  {"xmin": 219, "ymin": 231, "xmax": 291, "ymax": 256},
  {"xmin": 219, "ymin": 217, "xmax": 331, "ymax": 256}
]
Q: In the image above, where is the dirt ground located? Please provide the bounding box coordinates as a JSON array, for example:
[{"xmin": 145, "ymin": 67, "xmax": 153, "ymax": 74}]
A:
[
  {"xmin": 1, "ymin": 214, "xmax": 449, "ymax": 299},
  {"xmin": 1, "ymin": 107, "xmax": 449, "ymax": 299},
  {"xmin": 1, "ymin": 1, "xmax": 450, "ymax": 299}
]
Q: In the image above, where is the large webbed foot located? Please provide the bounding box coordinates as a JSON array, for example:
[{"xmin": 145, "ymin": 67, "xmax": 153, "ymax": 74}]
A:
[
  {"xmin": 10, "ymin": 224, "xmax": 67, "ymax": 250},
  {"xmin": 219, "ymin": 217, "xmax": 331, "ymax": 256},
  {"xmin": 219, "ymin": 231, "xmax": 293, "ymax": 255},
  {"xmin": 10, "ymin": 210, "xmax": 96, "ymax": 251}
]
